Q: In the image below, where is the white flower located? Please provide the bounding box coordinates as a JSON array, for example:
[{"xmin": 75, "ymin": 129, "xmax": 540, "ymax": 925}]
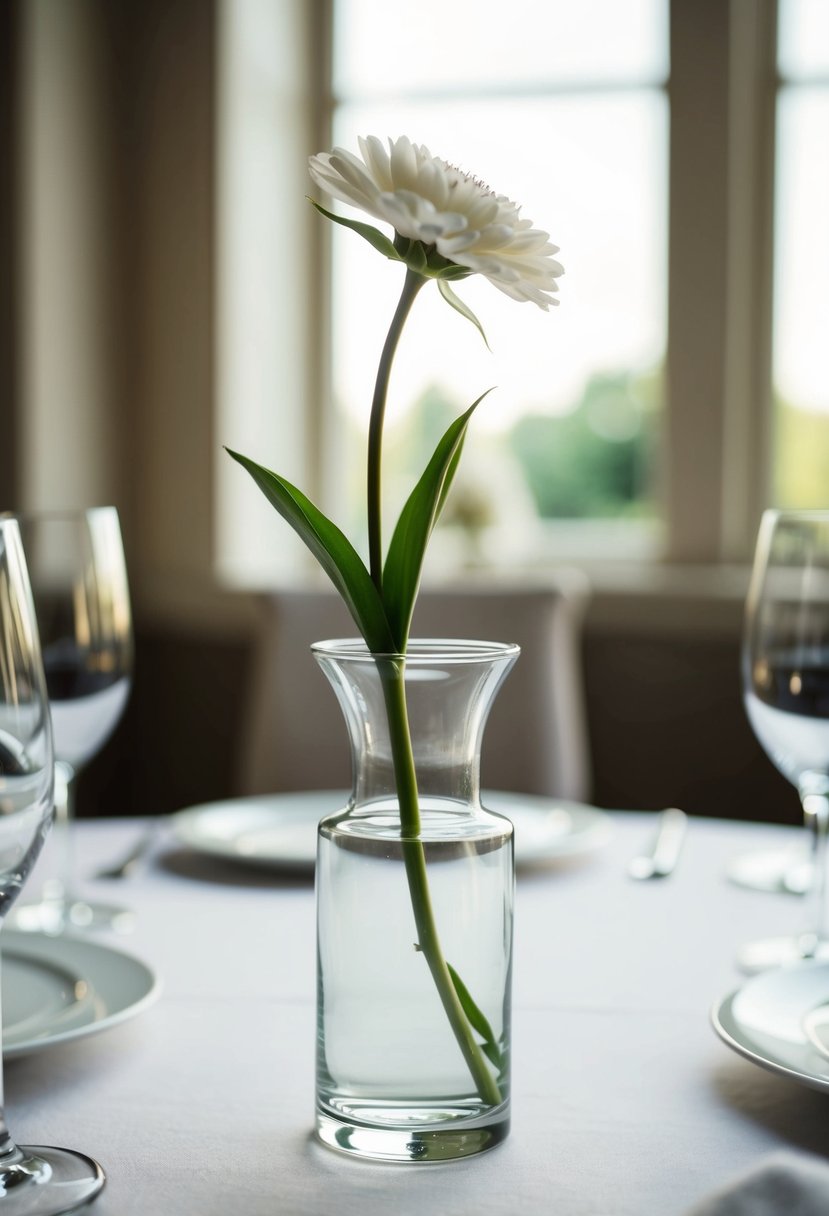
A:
[{"xmin": 308, "ymin": 135, "xmax": 563, "ymax": 310}]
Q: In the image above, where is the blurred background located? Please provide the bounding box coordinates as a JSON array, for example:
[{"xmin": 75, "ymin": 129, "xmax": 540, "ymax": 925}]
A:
[{"xmin": 1, "ymin": 0, "xmax": 827, "ymax": 824}]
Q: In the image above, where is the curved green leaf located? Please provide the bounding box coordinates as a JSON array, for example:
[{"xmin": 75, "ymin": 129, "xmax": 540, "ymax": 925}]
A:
[
  {"xmin": 447, "ymin": 962, "xmax": 505, "ymax": 1073},
  {"xmin": 309, "ymin": 199, "xmax": 401, "ymax": 262},
  {"xmin": 437, "ymin": 278, "xmax": 490, "ymax": 350},
  {"xmin": 402, "ymin": 240, "xmax": 428, "ymax": 275},
  {"xmin": 433, "ymin": 263, "xmax": 472, "ymax": 281},
  {"xmin": 382, "ymin": 391, "xmax": 492, "ymax": 650},
  {"xmin": 226, "ymin": 448, "xmax": 396, "ymax": 653}
]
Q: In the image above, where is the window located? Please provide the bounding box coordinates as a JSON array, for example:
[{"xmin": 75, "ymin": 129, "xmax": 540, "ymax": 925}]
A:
[
  {"xmin": 327, "ymin": 0, "xmax": 668, "ymax": 569},
  {"xmin": 773, "ymin": 0, "xmax": 829, "ymax": 507},
  {"xmin": 214, "ymin": 1, "xmax": 798, "ymax": 588}
]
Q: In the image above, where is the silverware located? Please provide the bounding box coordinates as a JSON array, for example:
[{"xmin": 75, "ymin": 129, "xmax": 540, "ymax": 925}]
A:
[
  {"xmin": 628, "ymin": 807, "xmax": 687, "ymax": 880},
  {"xmin": 93, "ymin": 823, "xmax": 159, "ymax": 880}
]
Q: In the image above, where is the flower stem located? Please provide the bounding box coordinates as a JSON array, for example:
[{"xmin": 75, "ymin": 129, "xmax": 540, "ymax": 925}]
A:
[
  {"xmin": 367, "ymin": 268, "xmax": 427, "ymax": 593},
  {"xmin": 379, "ymin": 658, "xmax": 503, "ymax": 1108}
]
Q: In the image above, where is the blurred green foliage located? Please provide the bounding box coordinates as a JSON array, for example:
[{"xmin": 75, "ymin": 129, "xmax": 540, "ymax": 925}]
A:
[
  {"xmin": 344, "ymin": 371, "xmax": 829, "ymax": 533},
  {"xmin": 775, "ymin": 395, "xmax": 829, "ymax": 509},
  {"xmin": 509, "ymin": 368, "xmax": 661, "ymax": 519}
]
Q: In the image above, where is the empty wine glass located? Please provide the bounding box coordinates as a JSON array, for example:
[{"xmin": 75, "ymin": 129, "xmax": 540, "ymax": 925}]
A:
[
  {"xmin": 0, "ymin": 516, "xmax": 106, "ymax": 1211},
  {"xmin": 9, "ymin": 508, "xmax": 133, "ymax": 934},
  {"xmin": 739, "ymin": 509, "xmax": 829, "ymax": 971}
]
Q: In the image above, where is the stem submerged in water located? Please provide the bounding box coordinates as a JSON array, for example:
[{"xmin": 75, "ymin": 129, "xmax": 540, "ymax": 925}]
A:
[
  {"xmin": 379, "ymin": 659, "xmax": 502, "ymax": 1108},
  {"xmin": 366, "ymin": 264, "xmax": 501, "ymax": 1108}
]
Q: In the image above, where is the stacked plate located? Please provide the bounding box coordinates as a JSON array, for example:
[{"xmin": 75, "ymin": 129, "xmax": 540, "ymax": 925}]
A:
[
  {"xmin": 713, "ymin": 961, "xmax": 829, "ymax": 1092},
  {"xmin": 3, "ymin": 932, "xmax": 159, "ymax": 1060}
]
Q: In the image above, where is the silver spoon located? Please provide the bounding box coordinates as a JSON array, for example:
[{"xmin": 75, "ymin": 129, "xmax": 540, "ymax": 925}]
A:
[{"xmin": 628, "ymin": 808, "xmax": 687, "ymax": 880}]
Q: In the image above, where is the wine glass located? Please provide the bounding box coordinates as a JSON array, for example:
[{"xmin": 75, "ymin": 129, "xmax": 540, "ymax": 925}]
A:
[
  {"xmin": 739, "ymin": 509, "xmax": 829, "ymax": 971},
  {"xmin": 0, "ymin": 516, "xmax": 106, "ymax": 1211},
  {"xmin": 9, "ymin": 508, "xmax": 133, "ymax": 934}
]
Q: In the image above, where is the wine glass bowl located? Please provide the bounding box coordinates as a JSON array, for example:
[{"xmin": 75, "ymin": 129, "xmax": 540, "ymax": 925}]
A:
[
  {"xmin": 739, "ymin": 510, "xmax": 829, "ymax": 971},
  {"xmin": 0, "ymin": 516, "xmax": 106, "ymax": 1212},
  {"xmin": 9, "ymin": 507, "xmax": 133, "ymax": 933}
]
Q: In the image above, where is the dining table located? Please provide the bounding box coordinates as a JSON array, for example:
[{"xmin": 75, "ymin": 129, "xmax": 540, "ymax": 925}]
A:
[{"xmin": 5, "ymin": 800, "xmax": 829, "ymax": 1216}]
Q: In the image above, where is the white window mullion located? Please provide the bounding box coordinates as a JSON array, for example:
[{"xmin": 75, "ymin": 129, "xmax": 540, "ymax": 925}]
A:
[
  {"xmin": 665, "ymin": 0, "xmax": 731, "ymax": 564},
  {"xmin": 215, "ymin": 0, "xmax": 318, "ymax": 586},
  {"xmin": 666, "ymin": 0, "xmax": 777, "ymax": 567},
  {"xmin": 720, "ymin": 0, "xmax": 777, "ymax": 562}
]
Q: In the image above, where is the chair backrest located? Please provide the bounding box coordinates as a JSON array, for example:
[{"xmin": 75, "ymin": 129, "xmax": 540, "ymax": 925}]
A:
[{"xmin": 238, "ymin": 577, "xmax": 592, "ymax": 802}]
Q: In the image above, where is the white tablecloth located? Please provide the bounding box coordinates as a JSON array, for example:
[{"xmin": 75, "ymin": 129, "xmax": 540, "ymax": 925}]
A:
[{"xmin": 5, "ymin": 809, "xmax": 827, "ymax": 1215}]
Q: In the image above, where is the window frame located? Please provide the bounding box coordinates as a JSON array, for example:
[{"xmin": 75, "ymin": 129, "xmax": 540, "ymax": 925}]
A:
[{"xmin": 214, "ymin": 0, "xmax": 781, "ymax": 595}]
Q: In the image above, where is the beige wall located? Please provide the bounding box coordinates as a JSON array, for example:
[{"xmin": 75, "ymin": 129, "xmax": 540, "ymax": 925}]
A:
[
  {"xmin": 117, "ymin": 0, "xmax": 219, "ymax": 607},
  {"xmin": 18, "ymin": 0, "xmax": 123, "ymax": 515},
  {"xmin": 13, "ymin": 0, "xmax": 255, "ymax": 631}
]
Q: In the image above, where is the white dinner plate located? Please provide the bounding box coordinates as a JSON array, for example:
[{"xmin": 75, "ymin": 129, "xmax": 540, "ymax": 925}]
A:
[
  {"xmin": 2, "ymin": 931, "xmax": 160, "ymax": 1060},
  {"xmin": 726, "ymin": 847, "xmax": 811, "ymax": 895},
  {"xmin": 712, "ymin": 959, "xmax": 829, "ymax": 1092},
  {"xmin": 170, "ymin": 789, "xmax": 613, "ymax": 874}
]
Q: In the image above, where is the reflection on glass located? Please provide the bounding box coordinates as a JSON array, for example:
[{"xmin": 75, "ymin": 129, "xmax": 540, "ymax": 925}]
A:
[
  {"xmin": 739, "ymin": 510, "xmax": 829, "ymax": 972},
  {"xmin": 0, "ymin": 517, "xmax": 106, "ymax": 1212},
  {"xmin": 9, "ymin": 508, "xmax": 134, "ymax": 935}
]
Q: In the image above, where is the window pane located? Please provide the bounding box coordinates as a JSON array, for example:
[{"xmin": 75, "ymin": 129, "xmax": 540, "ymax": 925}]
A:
[
  {"xmin": 779, "ymin": 0, "xmax": 829, "ymax": 79},
  {"xmin": 334, "ymin": 0, "xmax": 668, "ymax": 97},
  {"xmin": 773, "ymin": 86, "xmax": 829, "ymax": 508},
  {"xmin": 327, "ymin": 93, "xmax": 667, "ymax": 550}
]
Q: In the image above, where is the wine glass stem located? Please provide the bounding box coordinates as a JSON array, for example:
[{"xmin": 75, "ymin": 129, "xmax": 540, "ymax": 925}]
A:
[
  {"xmin": 801, "ymin": 788, "xmax": 829, "ymax": 956},
  {"xmin": 51, "ymin": 760, "xmax": 77, "ymax": 903},
  {"xmin": 0, "ymin": 919, "xmax": 18, "ymax": 1164}
]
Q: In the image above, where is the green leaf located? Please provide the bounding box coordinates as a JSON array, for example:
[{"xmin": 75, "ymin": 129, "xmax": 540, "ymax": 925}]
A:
[
  {"xmin": 437, "ymin": 278, "xmax": 490, "ymax": 350},
  {"xmin": 446, "ymin": 962, "xmax": 504, "ymax": 1073},
  {"xmin": 481, "ymin": 1041, "xmax": 506, "ymax": 1073},
  {"xmin": 308, "ymin": 198, "xmax": 401, "ymax": 262},
  {"xmin": 432, "ymin": 263, "xmax": 472, "ymax": 282},
  {"xmin": 402, "ymin": 240, "xmax": 428, "ymax": 275},
  {"xmin": 382, "ymin": 391, "xmax": 491, "ymax": 650},
  {"xmin": 226, "ymin": 448, "xmax": 396, "ymax": 653}
]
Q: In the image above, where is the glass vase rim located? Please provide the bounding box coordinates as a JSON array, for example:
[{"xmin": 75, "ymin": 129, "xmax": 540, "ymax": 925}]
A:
[{"xmin": 311, "ymin": 637, "xmax": 521, "ymax": 664}]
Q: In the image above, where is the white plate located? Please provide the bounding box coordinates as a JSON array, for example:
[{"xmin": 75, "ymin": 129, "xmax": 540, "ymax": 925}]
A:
[
  {"xmin": 2, "ymin": 931, "xmax": 160, "ymax": 1060},
  {"xmin": 712, "ymin": 959, "xmax": 829, "ymax": 1092},
  {"xmin": 726, "ymin": 847, "xmax": 811, "ymax": 895},
  {"xmin": 171, "ymin": 789, "xmax": 613, "ymax": 874}
]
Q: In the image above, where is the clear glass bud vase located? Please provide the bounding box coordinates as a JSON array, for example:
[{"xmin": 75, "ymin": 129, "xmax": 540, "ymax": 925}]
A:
[{"xmin": 313, "ymin": 638, "xmax": 519, "ymax": 1163}]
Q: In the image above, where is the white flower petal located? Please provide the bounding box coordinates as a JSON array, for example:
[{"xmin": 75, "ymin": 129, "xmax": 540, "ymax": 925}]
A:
[
  {"xmin": 312, "ymin": 170, "xmax": 381, "ymax": 215},
  {"xmin": 418, "ymin": 160, "xmax": 451, "ymax": 210},
  {"xmin": 390, "ymin": 136, "xmax": 419, "ymax": 192},
  {"xmin": 308, "ymin": 135, "xmax": 564, "ymax": 309},
  {"xmin": 359, "ymin": 136, "xmax": 393, "ymax": 191},
  {"xmin": 327, "ymin": 151, "xmax": 380, "ymax": 202},
  {"xmin": 438, "ymin": 231, "xmax": 480, "ymax": 255}
]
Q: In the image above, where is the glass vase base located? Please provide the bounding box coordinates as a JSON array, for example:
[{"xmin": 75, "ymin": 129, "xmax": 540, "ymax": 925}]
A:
[
  {"xmin": 8, "ymin": 897, "xmax": 135, "ymax": 936},
  {"xmin": 316, "ymin": 1102, "xmax": 509, "ymax": 1163}
]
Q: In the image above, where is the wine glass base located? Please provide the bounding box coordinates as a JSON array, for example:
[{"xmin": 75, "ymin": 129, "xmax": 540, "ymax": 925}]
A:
[
  {"xmin": 7, "ymin": 898, "xmax": 135, "ymax": 936},
  {"xmin": 1, "ymin": 1145, "xmax": 104, "ymax": 1214},
  {"xmin": 726, "ymin": 848, "xmax": 812, "ymax": 895},
  {"xmin": 737, "ymin": 934, "xmax": 829, "ymax": 974}
]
